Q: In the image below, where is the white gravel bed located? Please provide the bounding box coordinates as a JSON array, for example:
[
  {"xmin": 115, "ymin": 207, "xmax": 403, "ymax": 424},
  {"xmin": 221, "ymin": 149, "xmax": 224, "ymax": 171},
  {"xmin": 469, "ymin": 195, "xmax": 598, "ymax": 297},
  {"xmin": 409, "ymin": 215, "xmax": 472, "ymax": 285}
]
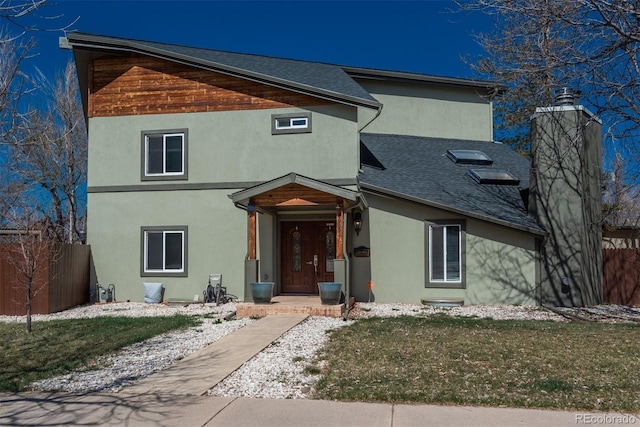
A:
[
  {"xmin": 351, "ymin": 302, "xmax": 567, "ymax": 321},
  {"xmin": 0, "ymin": 301, "xmax": 236, "ymax": 323},
  {"xmin": 208, "ymin": 316, "xmax": 351, "ymax": 399},
  {"xmin": 20, "ymin": 302, "xmax": 570, "ymax": 397},
  {"xmin": 31, "ymin": 315, "xmax": 253, "ymax": 393}
]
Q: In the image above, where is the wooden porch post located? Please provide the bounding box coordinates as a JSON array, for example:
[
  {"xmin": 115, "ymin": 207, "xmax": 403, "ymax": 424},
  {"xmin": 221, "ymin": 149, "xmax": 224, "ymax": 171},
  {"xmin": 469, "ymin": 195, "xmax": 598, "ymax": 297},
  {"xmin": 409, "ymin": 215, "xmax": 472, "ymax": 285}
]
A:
[
  {"xmin": 336, "ymin": 204, "xmax": 344, "ymax": 260},
  {"xmin": 248, "ymin": 208, "xmax": 256, "ymax": 260}
]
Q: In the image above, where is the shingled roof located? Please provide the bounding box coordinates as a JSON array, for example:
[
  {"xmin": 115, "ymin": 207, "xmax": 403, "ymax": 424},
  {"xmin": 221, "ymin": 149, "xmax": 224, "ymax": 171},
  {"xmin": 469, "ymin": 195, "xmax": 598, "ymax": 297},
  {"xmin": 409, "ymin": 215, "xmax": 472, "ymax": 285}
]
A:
[
  {"xmin": 64, "ymin": 32, "xmax": 381, "ymax": 109},
  {"xmin": 64, "ymin": 32, "xmax": 504, "ymax": 111},
  {"xmin": 359, "ymin": 133, "xmax": 545, "ymax": 235}
]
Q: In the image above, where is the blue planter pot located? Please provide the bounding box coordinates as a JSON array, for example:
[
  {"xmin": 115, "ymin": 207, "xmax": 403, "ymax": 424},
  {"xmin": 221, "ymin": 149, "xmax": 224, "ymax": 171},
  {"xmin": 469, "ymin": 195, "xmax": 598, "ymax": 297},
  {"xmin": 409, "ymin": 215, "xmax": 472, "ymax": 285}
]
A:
[
  {"xmin": 250, "ymin": 282, "xmax": 274, "ymax": 304},
  {"xmin": 318, "ymin": 282, "xmax": 342, "ymax": 305}
]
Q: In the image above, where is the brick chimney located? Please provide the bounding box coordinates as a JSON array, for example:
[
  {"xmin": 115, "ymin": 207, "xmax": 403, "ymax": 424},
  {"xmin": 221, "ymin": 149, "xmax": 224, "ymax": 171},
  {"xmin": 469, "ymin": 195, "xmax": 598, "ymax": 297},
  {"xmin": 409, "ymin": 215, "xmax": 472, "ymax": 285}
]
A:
[{"xmin": 529, "ymin": 88, "xmax": 603, "ymax": 307}]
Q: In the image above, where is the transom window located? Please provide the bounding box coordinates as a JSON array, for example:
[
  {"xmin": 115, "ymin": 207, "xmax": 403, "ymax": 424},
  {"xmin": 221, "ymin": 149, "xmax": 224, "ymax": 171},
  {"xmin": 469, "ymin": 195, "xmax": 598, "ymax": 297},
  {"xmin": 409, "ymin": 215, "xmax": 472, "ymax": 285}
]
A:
[
  {"xmin": 141, "ymin": 130, "xmax": 188, "ymax": 180},
  {"xmin": 272, "ymin": 113, "xmax": 312, "ymax": 135},
  {"xmin": 141, "ymin": 226, "xmax": 187, "ymax": 276},
  {"xmin": 276, "ymin": 117, "xmax": 308, "ymax": 129}
]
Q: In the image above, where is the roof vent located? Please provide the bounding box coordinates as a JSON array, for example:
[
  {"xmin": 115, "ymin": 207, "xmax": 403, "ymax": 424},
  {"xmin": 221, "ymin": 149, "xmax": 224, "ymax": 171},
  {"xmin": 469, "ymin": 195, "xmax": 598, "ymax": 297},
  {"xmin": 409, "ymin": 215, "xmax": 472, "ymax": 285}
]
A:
[{"xmin": 554, "ymin": 87, "xmax": 579, "ymax": 106}]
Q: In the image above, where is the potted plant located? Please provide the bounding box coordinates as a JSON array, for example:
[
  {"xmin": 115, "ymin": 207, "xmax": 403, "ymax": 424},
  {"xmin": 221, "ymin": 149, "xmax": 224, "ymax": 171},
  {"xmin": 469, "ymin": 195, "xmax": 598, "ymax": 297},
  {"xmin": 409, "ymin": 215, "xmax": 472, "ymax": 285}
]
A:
[
  {"xmin": 318, "ymin": 282, "xmax": 342, "ymax": 305},
  {"xmin": 250, "ymin": 282, "xmax": 274, "ymax": 304}
]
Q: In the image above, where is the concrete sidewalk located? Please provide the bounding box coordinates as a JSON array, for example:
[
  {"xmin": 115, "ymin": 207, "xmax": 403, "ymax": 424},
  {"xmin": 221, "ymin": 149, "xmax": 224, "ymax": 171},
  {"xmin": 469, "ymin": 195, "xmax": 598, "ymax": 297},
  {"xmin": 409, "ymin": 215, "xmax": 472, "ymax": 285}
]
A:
[
  {"xmin": 1, "ymin": 392, "xmax": 637, "ymax": 426},
  {"xmin": 124, "ymin": 314, "xmax": 309, "ymax": 396}
]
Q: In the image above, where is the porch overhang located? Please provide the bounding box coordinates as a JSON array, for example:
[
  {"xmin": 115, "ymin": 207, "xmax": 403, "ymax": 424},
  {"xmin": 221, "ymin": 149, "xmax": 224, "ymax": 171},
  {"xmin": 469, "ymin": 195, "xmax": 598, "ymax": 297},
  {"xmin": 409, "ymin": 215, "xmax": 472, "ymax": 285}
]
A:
[
  {"xmin": 230, "ymin": 173, "xmax": 363, "ymax": 263},
  {"xmin": 229, "ymin": 172, "xmax": 361, "ymax": 210}
]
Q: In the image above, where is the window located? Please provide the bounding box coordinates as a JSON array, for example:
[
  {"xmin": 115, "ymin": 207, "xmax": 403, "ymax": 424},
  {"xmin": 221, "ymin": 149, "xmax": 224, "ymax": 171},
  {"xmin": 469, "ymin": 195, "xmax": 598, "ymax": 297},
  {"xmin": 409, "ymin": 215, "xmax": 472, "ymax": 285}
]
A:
[
  {"xmin": 141, "ymin": 130, "xmax": 188, "ymax": 180},
  {"xmin": 447, "ymin": 149, "xmax": 493, "ymax": 165},
  {"xmin": 141, "ymin": 226, "xmax": 188, "ymax": 276},
  {"xmin": 425, "ymin": 220, "xmax": 466, "ymax": 288},
  {"xmin": 271, "ymin": 112, "xmax": 312, "ymax": 134},
  {"xmin": 469, "ymin": 169, "xmax": 520, "ymax": 185}
]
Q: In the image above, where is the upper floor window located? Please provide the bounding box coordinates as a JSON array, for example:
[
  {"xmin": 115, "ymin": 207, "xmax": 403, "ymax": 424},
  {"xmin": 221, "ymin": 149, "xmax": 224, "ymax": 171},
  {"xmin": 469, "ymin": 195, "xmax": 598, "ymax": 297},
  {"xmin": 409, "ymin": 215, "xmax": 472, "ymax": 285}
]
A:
[
  {"xmin": 272, "ymin": 112, "xmax": 312, "ymax": 135},
  {"xmin": 141, "ymin": 130, "xmax": 188, "ymax": 180}
]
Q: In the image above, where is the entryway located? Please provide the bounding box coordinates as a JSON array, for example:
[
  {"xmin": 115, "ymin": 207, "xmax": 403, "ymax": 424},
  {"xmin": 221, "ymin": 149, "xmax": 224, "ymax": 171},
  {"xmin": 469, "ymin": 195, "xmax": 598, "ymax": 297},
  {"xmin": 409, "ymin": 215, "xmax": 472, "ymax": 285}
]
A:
[{"xmin": 280, "ymin": 221, "xmax": 335, "ymax": 294}]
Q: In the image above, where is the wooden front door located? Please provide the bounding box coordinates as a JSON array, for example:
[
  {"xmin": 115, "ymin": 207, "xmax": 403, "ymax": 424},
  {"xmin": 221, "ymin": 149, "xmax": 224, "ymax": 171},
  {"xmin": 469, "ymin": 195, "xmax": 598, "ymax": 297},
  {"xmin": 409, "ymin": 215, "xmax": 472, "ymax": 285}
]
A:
[{"xmin": 281, "ymin": 221, "xmax": 336, "ymax": 294}]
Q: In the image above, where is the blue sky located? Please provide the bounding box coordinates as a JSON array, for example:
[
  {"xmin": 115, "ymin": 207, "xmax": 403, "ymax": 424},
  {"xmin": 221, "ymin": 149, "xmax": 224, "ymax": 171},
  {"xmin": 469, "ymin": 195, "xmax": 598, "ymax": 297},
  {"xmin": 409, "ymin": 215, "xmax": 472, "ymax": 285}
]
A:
[{"xmin": 21, "ymin": 0, "xmax": 494, "ymax": 81}]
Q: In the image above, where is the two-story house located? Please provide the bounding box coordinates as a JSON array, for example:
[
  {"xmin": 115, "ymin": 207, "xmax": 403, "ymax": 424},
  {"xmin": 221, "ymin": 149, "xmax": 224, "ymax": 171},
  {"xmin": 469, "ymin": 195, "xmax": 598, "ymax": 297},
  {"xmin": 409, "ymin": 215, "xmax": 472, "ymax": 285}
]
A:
[{"xmin": 62, "ymin": 32, "xmax": 603, "ymax": 307}]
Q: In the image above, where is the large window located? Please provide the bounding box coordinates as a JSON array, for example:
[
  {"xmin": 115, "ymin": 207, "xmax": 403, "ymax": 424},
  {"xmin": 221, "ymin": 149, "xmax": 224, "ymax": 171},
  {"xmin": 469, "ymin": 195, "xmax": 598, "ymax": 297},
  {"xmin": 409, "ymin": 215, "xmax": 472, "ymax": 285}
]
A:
[
  {"xmin": 141, "ymin": 130, "xmax": 188, "ymax": 180},
  {"xmin": 426, "ymin": 220, "xmax": 465, "ymax": 288},
  {"xmin": 141, "ymin": 226, "xmax": 188, "ymax": 276}
]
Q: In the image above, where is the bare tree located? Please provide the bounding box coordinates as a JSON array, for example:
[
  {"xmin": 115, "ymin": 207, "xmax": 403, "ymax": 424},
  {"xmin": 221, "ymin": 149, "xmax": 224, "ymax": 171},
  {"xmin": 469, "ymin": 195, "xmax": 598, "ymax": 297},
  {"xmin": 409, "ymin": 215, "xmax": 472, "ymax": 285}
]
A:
[
  {"xmin": 2, "ymin": 202, "xmax": 50, "ymax": 333},
  {"xmin": 457, "ymin": 1, "xmax": 640, "ymax": 164},
  {"xmin": 7, "ymin": 61, "xmax": 87, "ymax": 242},
  {"xmin": 456, "ymin": 0, "xmax": 640, "ymax": 229}
]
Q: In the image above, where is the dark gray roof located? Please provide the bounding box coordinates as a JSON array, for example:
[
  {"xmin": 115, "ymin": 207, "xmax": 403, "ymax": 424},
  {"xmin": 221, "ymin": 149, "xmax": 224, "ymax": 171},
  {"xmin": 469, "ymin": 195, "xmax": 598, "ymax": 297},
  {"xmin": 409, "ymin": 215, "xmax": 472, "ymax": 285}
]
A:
[
  {"xmin": 359, "ymin": 133, "xmax": 544, "ymax": 235},
  {"xmin": 64, "ymin": 32, "xmax": 381, "ymax": 109}
]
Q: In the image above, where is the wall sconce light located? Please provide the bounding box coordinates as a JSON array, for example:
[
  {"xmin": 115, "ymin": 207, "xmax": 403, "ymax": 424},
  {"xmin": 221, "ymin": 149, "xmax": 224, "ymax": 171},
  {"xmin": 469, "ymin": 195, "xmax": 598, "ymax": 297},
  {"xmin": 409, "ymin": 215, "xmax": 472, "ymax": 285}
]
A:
[{"xmin": 353, "ymin": 211, "xmax": 363, "ymax": 236}]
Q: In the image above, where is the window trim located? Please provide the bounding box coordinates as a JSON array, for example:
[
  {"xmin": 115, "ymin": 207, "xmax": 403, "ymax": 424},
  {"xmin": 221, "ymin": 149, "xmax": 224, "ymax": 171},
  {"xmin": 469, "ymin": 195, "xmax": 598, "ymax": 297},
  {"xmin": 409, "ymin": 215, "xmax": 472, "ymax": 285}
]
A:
[
  {"xmin": 271, "ymin": 112, "xmax": 312, "ymax": 135},
  {"xmin": 141, "ymin": 226, "xmax": 188, "ymax": 277},
  {"xmin": 425, "ymin": 219, "xmax": 466, "ymax": 289},
  {"xmin": 141, "ymin": 129, "xmax": 188, "ymax": 181}
]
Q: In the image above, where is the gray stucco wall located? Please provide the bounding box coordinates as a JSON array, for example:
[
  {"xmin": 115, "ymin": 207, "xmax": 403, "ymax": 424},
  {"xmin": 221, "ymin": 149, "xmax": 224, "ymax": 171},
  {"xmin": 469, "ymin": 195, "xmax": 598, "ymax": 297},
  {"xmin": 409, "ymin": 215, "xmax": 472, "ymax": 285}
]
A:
[
  {"xmin": 87, "ymin": 189, "xmax": 247, "ymax": 303},
  {"xmin": 86, "ymin": 103, "xmax": 360, "ymax": 301},
  {"xmin": 355, "ymin": 79, "xmax": 494, "ymax": 141},
  {"xmin": 88, "ymin": 104, "xmax": 359, "ymax": 188},
  {"xmin": 353, "ymin": 194, "xmax": 538, "ymax": 305},
  {"xmin": 529, "ymin": 106, "xmax": 603, "ymax": 306}
]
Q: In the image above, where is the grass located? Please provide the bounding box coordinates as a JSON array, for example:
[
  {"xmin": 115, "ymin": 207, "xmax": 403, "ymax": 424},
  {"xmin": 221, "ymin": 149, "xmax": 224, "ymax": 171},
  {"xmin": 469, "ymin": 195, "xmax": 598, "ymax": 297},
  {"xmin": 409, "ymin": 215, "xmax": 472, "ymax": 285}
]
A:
[
  {"xmin": 0, "ymin": 315, "xmax": 199, "ymax": 392},
  {"xmin": 314, "ymin": 314, "xmax": 640, "ymax": 412}
]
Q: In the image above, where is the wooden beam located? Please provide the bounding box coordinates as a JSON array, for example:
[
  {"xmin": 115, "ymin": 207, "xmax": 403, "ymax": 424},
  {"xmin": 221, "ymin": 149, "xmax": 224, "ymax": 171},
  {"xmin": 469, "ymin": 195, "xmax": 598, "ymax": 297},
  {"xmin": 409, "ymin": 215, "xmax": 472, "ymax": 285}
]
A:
[
  {"xmin": 248, "ymin": 210, "xmax": 256, "ymax": 260},
  {"xmin": 336, "ymin": 207, "xmax": 344, "ymax": 260}
]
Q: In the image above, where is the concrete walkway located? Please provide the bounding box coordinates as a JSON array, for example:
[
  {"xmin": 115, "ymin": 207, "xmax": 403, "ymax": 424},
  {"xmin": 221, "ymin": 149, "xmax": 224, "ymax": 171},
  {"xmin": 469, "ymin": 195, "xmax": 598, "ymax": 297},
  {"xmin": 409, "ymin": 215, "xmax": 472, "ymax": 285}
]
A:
[
  {"xmin": 124, "ymin": 314, "xmax": 309, "ymax": 396},
  {"xmin": 1, "ymin": 392, "xmax": 637, "ymax": 426}
]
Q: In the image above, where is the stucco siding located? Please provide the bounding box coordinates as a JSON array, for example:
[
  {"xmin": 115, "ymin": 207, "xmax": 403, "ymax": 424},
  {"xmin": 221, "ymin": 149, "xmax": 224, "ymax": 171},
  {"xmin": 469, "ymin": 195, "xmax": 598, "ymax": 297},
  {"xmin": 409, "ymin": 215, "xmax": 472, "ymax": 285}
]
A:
[
  {"xmin": 358, "ymin": 194, "xmax": 538, "ymax": 305},
  {"xmin": 356, "ymin": 80, "xmax": 493, "ymax": 141},
  {"xmin": 88, "ymin": 104, "xmax": 358, "ymax": 188},
  {"xmin": 87, "ymin": 189, "xmax": 247, "ymax": 303}
]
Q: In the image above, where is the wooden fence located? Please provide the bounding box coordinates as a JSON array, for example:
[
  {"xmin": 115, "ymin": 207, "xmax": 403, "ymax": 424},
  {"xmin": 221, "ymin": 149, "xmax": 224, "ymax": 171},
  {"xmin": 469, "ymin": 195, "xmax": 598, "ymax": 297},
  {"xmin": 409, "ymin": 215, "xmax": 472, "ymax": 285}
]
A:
[
  {"xmin": 603, "ymin": 248, "xmax": 640, "ymax": 306},
  {"xmin": 0, "ymin": 243, "xmax": 91, "ymax": 315}
]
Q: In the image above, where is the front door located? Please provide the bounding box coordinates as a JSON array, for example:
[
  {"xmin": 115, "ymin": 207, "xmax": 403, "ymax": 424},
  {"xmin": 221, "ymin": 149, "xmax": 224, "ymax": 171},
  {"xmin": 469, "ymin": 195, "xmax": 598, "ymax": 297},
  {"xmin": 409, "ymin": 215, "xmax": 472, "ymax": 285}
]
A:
[{"xmin": 281, "ymin": 221, "xmax": 336, "ymax": 294}]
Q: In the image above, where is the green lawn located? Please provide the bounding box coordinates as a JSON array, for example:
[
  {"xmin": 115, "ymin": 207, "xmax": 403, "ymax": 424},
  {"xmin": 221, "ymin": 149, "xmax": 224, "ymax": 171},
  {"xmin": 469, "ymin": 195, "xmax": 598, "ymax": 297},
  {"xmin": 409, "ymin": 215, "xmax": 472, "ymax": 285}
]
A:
[
  {"xmin": 312, "ymin": 314, "xmax": 640, "ymax": 412},
  {"xmin": 0, "ymin": 315, "xmax": 199, "ymax": 392}
]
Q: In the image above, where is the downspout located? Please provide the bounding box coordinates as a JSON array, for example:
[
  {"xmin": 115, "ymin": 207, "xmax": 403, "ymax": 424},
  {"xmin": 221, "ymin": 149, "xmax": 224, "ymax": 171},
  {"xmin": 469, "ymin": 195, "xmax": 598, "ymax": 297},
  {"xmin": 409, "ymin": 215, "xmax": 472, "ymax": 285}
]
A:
[
  {"xmin": 346, "ymin": 102, "xmax": 380, "ymax": 319},
  {"xmin": 358, "ymin": 104, "xmax": 383, "ymax": 133}
]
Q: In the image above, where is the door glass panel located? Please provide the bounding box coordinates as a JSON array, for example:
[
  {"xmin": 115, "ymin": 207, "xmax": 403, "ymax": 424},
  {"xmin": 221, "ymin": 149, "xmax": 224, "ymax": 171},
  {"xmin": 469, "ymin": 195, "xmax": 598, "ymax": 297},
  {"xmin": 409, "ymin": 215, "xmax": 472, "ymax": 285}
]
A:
[
  {"xmin": 325, "ymin": 231, "xmax": 335, "ymax": 272},
  {"xmin": 292, "ymin": 231, "xmax": 301, "ymax": 272}
]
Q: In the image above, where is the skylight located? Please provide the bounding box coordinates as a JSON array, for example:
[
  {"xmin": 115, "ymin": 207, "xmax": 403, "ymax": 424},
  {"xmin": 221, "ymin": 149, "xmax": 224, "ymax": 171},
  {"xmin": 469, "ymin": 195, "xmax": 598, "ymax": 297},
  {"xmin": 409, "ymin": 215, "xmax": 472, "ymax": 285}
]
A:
[
  {"xmin": 447, "ymin": 150, "xmax": 493, "ymax": 165},
  {"xmin": 469, "ymin": 169, "xmax": 520, "ymax": 185}
]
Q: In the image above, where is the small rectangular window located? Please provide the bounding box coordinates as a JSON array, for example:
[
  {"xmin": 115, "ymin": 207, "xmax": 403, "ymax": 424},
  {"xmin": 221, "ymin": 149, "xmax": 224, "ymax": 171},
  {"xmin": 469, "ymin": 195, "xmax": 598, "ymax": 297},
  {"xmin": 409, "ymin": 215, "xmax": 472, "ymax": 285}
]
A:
[
  {"xmin": 276, "ymin": 117, "xmax": 308, "ymax": 129},
  {"xmin": 272, "ymin": 113, "xmax": 312, "ymax": 134},
  {"xmin": 141, "ymin": 226, "xmax": 188, "ymax": 276},
  {"xmin": 141, "ymin": 130, "xmax": 188, "ymax": 181}
]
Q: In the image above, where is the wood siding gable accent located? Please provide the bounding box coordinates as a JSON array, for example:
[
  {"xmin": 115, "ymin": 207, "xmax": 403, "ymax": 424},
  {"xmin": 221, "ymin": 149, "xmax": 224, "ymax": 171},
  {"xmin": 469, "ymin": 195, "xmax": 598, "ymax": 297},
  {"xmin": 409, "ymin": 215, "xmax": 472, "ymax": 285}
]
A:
[
  {"xmin": 251, "ymin": 183, "xmax": 348, "ymax": 207},
  {"xmin": 89, "ymin": 55, "xmax": 333, "ymax": 117}
]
